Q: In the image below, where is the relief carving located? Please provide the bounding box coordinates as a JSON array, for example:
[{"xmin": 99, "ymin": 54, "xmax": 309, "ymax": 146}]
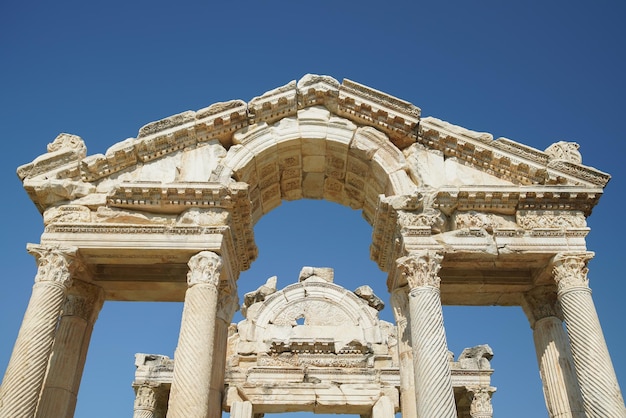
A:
[
  {"xmin": 27, "ymin": 245, "xmax": 79, "ymax": 287},
  {"xmin": 187, "ymin": 251, "xmax": 222, "ymax": 287},
  {"xmin": 454, "ymin": 211, "xmax": 516, "ymax": 234},
  {"xmin": 396, "ymin": 251, "xmax": 443, "ymax": 289},
  {"xmin": 517, "ymin": 210, "xmax": 587, "ymax": 230},
  {"xmin": 552, "ymin": 253, "xmax": 593, "ymax": 292},
  {"xmin": 523, "ymin": 286, "xmax": 561, "ymax": 324},
  {"xmin": 47, "ymin": 133, "xmax": 87, "ymax": 157},
  {"xmin": 545, "ymin": 141, "xmax": 582, "ymax": 164},
  {"xmin": 397, "ymin": 208, "xmax": 445, "ymax": 233}
]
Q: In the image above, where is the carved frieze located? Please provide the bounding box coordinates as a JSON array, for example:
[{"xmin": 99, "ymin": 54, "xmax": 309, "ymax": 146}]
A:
[
  {"xmin": 517, "ymin": 210, "xmax": 586, "ymax": 230},
  {"xmin": 454, "ymin": 211, "xmax": 516, "ymax": 234}
]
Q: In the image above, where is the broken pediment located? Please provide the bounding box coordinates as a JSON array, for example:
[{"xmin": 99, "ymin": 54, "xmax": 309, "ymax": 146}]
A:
[{"xmin": 17, "ymin": 74, "xmax": 608, "ymax": 223}]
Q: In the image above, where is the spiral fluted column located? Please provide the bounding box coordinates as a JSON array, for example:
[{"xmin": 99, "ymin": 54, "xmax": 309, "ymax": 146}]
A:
[
  {"xmin": 0, "ymin": 245, "xmax": 77, "ymax": 418},
  {"xmin": 552, "ymin": 253, "xmax": 625, "ymax": 417},
  {"xmin": 35, "ymin": 280, "xmax": 104, "ymax": 418},
  {"xmin": 390, "ymin": 288, "xmax": 417, "ymax": 418},
  {"xmin": 167, "ymin": 251, "xmax": 223, "ymax": 418},
  {"xmin": 523, "ymin": 286, "xmax": 584, "ymax": 418},
  {"xmin": 397, "ymin": 251, "xmax": 457, "ymax": 418}
]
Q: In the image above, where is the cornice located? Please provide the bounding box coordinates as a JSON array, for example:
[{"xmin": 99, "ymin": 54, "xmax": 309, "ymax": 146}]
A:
[{"xmin": 18, "ymin": 74, "xmax": 609, "ymax": 215}]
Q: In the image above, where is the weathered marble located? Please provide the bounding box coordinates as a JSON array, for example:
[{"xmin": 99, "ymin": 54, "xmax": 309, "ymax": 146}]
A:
[{"xmin": 3, "ymin": 75, "xmax": 622, "ymax": 417}]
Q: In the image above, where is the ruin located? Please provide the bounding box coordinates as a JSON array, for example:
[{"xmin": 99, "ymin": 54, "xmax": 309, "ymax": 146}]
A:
[{"xmin": 0, "ymin": 74, "xmax": 624, "ymax": 417}]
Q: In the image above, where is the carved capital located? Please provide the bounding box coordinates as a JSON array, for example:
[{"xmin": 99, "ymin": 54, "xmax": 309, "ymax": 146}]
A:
[
  {"xmin": 27, "ymin": 245, "xmax": 79, "ymax": 288},
  {"xmin": 523, "ymin": 286, "xmax": 561, "ymax": 325},
  {"xmin": 63, "ymin": 281, "xmax": 105, "ymax": 323},
  {"xmin": 187, "ymin": 251, "xmax": 222, "ymax": 287},
  {"xmin": 466, "ymin": 386, "xmax": 495, "ymax": 418},
  {"xmin": 133, "ymin": 384, "xmax": 157, "ymax": 411},
  {"xmin": 552, "ymin": 252, "xmax": 593, "ymax": 293},
  {"xmin": 397, "ymin": 251, "xmax": 443, "ymax": 289}
]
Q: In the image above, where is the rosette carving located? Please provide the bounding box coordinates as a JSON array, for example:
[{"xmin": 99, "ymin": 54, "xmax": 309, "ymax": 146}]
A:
[
  {"xmin": 397, "ymin": 251, "xmax": 443, "ymax": 289},
  {"xmin": 187, "ymin": 251, "xmax": 222, "ymax": 287}
]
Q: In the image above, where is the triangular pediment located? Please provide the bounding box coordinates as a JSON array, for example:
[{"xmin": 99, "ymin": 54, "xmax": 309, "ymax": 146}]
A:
[{"xmin": 17, "ymin": 74, "xmax": 609, "ymax": 217}]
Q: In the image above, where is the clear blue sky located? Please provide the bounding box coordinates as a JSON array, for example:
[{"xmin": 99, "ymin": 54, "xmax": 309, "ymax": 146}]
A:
[{"xmin": 1, "ymin": 1, "xmax": 624, "ymax": 417}]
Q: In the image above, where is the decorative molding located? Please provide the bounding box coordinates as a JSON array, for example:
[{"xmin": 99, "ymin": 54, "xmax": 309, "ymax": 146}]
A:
[
  {"xmin": 27, "ymin": 245, "xmax": 79, "ymax": 287},
  {"xmin": 517, "ymin": 210, "xmax": 587, "ymax": 230},
  {"xmin": 187, "ymin": 251, "xmax": 222, "ymax": 287},
  {"xmin": 396, "ymin": 251, "xmax": 443, "ymax": 289},
  {"xmin": 466, "ymin": 386, "xmax": 495, "ymax": 418},
  {"xmin": 552, "ymin": 252, "xmax": 594, "ymax": 293},
  {"xmin": 545, "ymin": 141, "xmax": 582, "ymax": 164},
  {"xmin": 523, "ymin": 286, "xmax": 561, "ymax": 324}
]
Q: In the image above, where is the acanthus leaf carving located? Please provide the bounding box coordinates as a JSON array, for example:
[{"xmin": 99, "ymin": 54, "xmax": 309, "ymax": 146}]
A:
[
  {"xmin": 552, "ymin": 252, "xmax": 593, "ymax": 293},
  {"xmin": 523, "ymin": 286, "xmax": 561, "ymax": 324},
  {"xmin": 396, "ymin": 251, "xmax": 443, "ymax": 289},
  {"xmin": 187, "ymin": 251, "xmax": 222, "ymax": 287},
  {"xmin": 27, "ymin": 245, "xmax": 79, "ymax": 288}
]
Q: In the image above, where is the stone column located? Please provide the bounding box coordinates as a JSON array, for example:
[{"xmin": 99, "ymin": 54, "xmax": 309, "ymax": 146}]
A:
[
  {"xmin": 466, "ymin": 387, "xmax": 495, "ymax": 418},
  {"xmin": 372, "ymin": 395, "xmax": 395, "ymax": 418},
  {"xmin": 390, "ymin": 288, "xmax": 417, "ymax": 418},
  {"xmin": 523, "ymin": 286, "xmax": 584, "ymax": 418},
  {"xmin": 0, "ymin": 245, "xmax": 77, "ymax": 418},
  {"xmin": 230, "ymin": 400, "xmax": 253, "ymax": 418},
  {"xmin": 133, "ymin": 385, "xmax": 159, "ymax": 418},
  {"xmin": 35, "ymin": 279, "xmax": 105, "ymax": 418},
  {"xmin": 552, "ymin": 253, "xmax": 625, "ymax": 417},
  {"xmin": 167, "ymin": 251, "xmax": 223, "ymax": 418},
  {"xmin": 209, "ymin": 279, "xmax": 239, "ymax": 418},
  {"xmin": 397, "ymin": 251, "xmax": 457, "ymax": 418}
]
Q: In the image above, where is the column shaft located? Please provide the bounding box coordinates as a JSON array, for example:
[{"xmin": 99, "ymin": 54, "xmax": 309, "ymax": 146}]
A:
[
  {"xmin": 372, "ymin": 396, "xmax": 395, "ymax": 418},
  {"xmin": 390, "ymin": 289, "xmax": 417, "ymax": 418},
  {"xmin": 409, "ymin": 286, "xmax": 457, "ymax": 418},
  {"xmin": 553, "ymin": 254, "xmax": 625, "ymax": 418},
  {"xmin": 230, "ymin": 401, "xmax": 253, "ymax": 418},
  {"xmin": 398, "ymin": 252, "xmax": 457, "ymax": 418},
  {"xmin": 36, "ymin": 281, "xmax": 104, "ymax": 418},
  {"xmin": 533, "ymin": 317, "xmax": 584, "ymax": 418},
  {"xmin": 0, "ymin": 246, "xmax": 76, "ymax": 418},
  {"xmin": 167, "ymin": 251, "xmax": 222, "ymax": 418},
  {"xmin": 524, "ymin": 286, "xmax": 584, "ymax": 418}
]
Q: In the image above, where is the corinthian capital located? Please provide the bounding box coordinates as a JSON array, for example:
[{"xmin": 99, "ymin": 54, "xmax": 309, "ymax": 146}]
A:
[
  {"xmin": 187, "ymin": 251, "xmax": 222, "ymax": 287},
  {"xmin": 523, "ymin": 285, "xmax": 561, "ymax": 324},
  {"xmin": 552, "ymin": 252, "xmax": 594, "ymax": 293},
  {"xmin": 467, "ymin": 386, "xmax": 495, "ymax": 418},
  {"xmin": 397, "ymin": 250, "xmax": 443, "ymax": 289},
  {"xmin": 27, "ymin": 244, "xmax": 79, "ymax": 288}
]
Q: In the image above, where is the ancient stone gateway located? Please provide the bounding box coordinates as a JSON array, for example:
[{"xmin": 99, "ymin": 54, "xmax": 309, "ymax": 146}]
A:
[{"xmin": 1, "ymin": 74, "xmax": 624, "ymax": 418}]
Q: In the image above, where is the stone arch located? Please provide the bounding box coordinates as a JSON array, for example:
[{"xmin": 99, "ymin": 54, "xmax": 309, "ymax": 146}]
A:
[
  {"xmin": 248, "ymin": 278, "xmax": 381, "ymax": 346},
  {"xmin": 5, "ymin": 74, "xmax": 620, "ymax": 418},
  {"xmin": 219, "ymin": 105, "xmax": 416, "ymax": 225}
]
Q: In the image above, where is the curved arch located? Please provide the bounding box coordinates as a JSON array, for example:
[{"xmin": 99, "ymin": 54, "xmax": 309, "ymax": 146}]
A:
[
  {"xmin": 248, "ymin": 279, "xmax": 381, "ymax": 344},
  {"xmin": 220, "ymin": 106, "xmax": 417, "ymax": 225}
]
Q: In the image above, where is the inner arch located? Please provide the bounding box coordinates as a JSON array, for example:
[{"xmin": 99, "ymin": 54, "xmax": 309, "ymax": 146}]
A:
[{"xmin": 221, "ymin": 106, "xmax": 416, "ymax": 225}]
